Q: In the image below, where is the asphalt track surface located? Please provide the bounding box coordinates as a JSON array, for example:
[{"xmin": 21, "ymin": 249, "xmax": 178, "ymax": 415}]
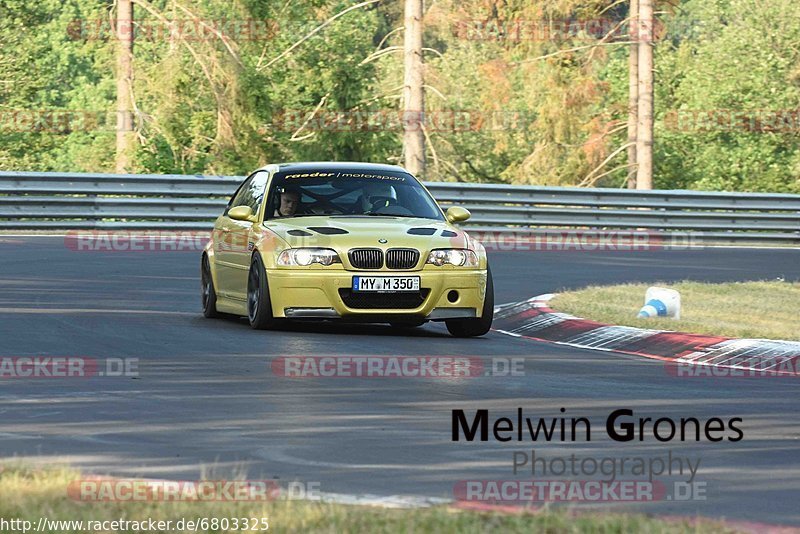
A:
[{"xmin": 1, "ymin": 237, "xmax": 799, "ymax": 525}]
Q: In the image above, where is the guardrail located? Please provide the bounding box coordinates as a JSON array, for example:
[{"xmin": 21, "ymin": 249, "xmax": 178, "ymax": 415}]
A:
[{"xmin": 1, "ymin": 171, "xmax": 799, "ymax": 243}]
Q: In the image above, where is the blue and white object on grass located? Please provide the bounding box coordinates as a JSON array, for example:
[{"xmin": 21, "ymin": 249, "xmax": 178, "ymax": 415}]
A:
[{"xmin": 637, "ymin": 287, "xmax": 681, "ymax": 319}]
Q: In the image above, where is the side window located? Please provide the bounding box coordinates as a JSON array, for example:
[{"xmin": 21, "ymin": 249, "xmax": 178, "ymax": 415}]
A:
[
  {"xmin": 225, "ymin": 175, "xmax": 255, "ymax": 215},
  {"xmin": 226, "ymin": 171, "xmax": 270, "ymax": 216},
  {"xmin": 246, "ymin": 171, "xmax": 270, "ymax": 213}
]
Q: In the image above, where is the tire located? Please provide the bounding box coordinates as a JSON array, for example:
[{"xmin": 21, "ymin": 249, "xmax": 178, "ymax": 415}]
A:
[
  {"xmin": 247, "ymin": 253, "xmax": 277, "ymax": 330},
  {"xmin": 201, "ymin": 254, "xmax": 220, "ymax": 318},
  {"xmin": 446, "ymin": 265, "xmax": 494, "ymax": 338}
]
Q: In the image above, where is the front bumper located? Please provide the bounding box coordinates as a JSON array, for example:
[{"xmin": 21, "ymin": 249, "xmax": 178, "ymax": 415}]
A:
[{"xmin": 267, "ymin": 268, "xmax": 487, "ymax": 320}]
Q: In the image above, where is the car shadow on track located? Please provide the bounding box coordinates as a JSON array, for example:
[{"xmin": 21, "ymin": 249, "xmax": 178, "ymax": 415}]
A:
[{"xmin": 198, "ymin": 313, "xmax": 456, "ymax": 338}]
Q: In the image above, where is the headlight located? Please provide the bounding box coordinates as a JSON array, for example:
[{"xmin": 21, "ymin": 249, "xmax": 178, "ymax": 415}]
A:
[
  {"xmin": 277, "ymin": 248, "xmax": 341, "ymax": 266},
  {"xmin": 426, "ymin": 249, "xmax": 479, "ymax": 267}
]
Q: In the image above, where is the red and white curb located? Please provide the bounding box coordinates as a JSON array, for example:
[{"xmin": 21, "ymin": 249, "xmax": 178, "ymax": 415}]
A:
[{"xmin": 493, "ymin": 295, "xmax": 800, "ymax": 376}]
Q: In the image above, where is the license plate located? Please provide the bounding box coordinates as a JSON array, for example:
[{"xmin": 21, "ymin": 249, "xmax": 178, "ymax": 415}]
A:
[{"xmin": 352, "ymin": 276, "xmax": 420, "ymax": 293}]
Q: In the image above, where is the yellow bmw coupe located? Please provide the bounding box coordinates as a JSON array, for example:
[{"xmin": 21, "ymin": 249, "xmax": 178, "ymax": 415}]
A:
[{"xmin": 201, "ymin": 162, "xmax": 493, "ymax": 337}]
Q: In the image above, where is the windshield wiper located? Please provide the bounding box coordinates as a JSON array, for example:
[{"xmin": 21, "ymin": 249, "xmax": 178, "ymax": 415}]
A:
[
  {"xmin": 270, "ymin": 214, "xmax": 321, "ymax": 220},
  {"xmin": 330, "ymin": 213, "xmax": 397, "ymax": 217},
  {"xmin": 363, "ymin": 213, "xmax": 429, "ymax": 218},
  {"xmin": 331, "ymin": 214, "xmax": 442, "ymax": 220}
]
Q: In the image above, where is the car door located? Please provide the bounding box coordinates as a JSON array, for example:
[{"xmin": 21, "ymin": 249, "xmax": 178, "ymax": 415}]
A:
[{"xmin": 215, "ymin": 170, "xmax": 271, "ymax": 300}]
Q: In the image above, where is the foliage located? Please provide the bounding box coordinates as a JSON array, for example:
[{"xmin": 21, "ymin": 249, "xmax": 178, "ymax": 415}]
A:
[
  {"xmin": 1, "ymin": 0, "xmax": 798, "ymax": 192},
  {"xmin": 0, "ymin": 464, "xmax": 739, "ymax": 534}
]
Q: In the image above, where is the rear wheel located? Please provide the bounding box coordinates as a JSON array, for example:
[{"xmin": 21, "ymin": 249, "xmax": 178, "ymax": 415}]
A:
[
  {"xmin": 247, "ymin": 254, "xmax": 277, "ymax": 330},
  {"xmin": 446, "ymin": 265, "xmax": 494, "ymax": 338},
  {"xmin": 201, "ymin": 254, "xmax": 220, "ymax": 318}
]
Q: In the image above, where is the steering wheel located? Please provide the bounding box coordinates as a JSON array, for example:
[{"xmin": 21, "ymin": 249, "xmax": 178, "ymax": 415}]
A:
[{"xmin": 370, "ymin": 196, "xmax": 398, "ymax": 211}]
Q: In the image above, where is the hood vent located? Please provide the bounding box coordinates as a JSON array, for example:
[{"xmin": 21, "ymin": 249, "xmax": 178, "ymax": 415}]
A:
[
  {"xmin": 287, "ymin": 229, "xmax": 313, "ymax": 237},
  {"xmin": 441, "ymin": 230, "xmax": 458, "ymax": 237},
  {"xmin": 308, "ymin": 226, "xmax": 349, "ymax": 235},
  {"xmin": 407, "ymin": 228, "xmax": 437, "ymax": 235}
]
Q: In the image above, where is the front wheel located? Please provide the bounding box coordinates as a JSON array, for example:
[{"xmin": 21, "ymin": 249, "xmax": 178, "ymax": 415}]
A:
[
  {"xmin": 201, "ymin": 254, "xmax": 220, "ymax": 318},
  {"xmin": 446, "ymin": 265, "xmax": 494, "ymax": 338},
  {"xmin": 247, "ymin": 254, "xmax": 277, "ymax": 330}
]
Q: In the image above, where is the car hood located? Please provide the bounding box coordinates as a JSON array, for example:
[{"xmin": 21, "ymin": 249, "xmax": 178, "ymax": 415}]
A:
[{"xmin": 262, "ymin": 215, "xmax": 473, "ymax": 252}]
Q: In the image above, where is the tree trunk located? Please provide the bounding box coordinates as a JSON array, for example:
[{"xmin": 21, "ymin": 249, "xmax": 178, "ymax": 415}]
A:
[
  {"xmin": 627, "ymin": 0, "xmax": 639, "ymax": 189},
  {"xmin": 403, "ymin": 0, "xmax": 425, "ymax": 177},
  {"xmin": 635, "ymin": 0, "xmax": 654, "ymax": 190},
  {"xmin": 115, "ymin": 0, "xmax": 134, "ymax": 174}
]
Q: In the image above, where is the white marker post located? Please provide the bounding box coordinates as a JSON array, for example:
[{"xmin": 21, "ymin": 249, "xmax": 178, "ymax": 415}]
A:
[{"xmin": 638, "ymin": 287, "xmax": 681, "ymax": 319}]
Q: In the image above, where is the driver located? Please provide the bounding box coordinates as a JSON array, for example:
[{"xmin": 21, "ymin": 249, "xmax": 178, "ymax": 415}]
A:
[
  {"xmin": 274, "ymin": 186, "xmax": 301, "ymax": 218},
  {"xmin": 360, "ymin": 182, "xmax": 397, "ymax": 212}
]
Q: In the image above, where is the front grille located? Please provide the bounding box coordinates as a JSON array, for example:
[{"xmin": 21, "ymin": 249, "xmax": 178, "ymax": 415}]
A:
[
  {"xmin": 386, "ymin": 248, "xmax": 420, "ymax": 269},
  {"xmin": 349, "ymin": 248, "xmax": 383, "ymax": 269},
  {"xmin": 339, "ymin": 288, "xmax": 430, "ymax": 309}
]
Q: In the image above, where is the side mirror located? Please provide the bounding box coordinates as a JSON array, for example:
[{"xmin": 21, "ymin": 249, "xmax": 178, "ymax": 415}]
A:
[
  {"xmin": 446, "ymin": 206, "xmax": 471, "ymax": 223},
  {"xmin": 228, "ymin": 205, "xmax": 256, "ymax": 222}
]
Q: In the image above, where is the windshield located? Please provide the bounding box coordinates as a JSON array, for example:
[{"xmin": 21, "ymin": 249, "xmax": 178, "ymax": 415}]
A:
[{"xmin": 266, "ymin": 169, "xmax": 444, "ymax": 221}]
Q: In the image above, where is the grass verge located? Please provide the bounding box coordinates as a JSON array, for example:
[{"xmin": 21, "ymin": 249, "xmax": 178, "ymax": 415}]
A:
[
  {"xmin": 0, "ymin": 465, "xmax": 737, "ymax": 533},
  {"xmin": 550, "ymin": 281, "xmax": 800, "ymax": 341}
]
